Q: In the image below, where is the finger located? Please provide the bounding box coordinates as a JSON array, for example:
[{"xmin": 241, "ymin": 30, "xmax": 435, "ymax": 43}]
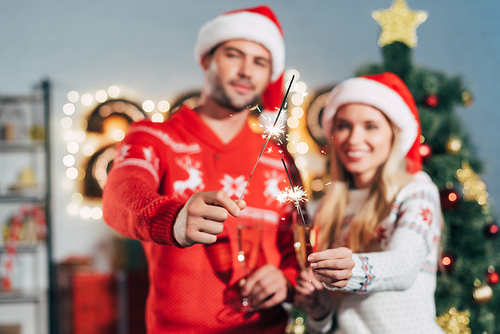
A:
[
  {"xmin": 308, "ymin": 274, "xmax": 324, "ymax": 290},
  {"xmin": 203, "ymin": 191, "xmax": 241, "ymax": 217},
  {"xmin": 312, "ymin": 269, "xmax": 352, "ymax": 285},
  {"xmin": 254, "ymin": 288, "xmax": 286, "ymax": 310},
  {"xmin": 302, "ymin": 269, "xmax": 317, "ymax": 281},
  {"xmin": 307, "ymin": 247, "xmax": 353, "ymax": 263},
  {"xmin": 198, "ymin": 220, "xmax": 224, "ymax": 235},
  {"xmin": 234, "ymin": 199, "xmax": 246, "ymax": 211},
  {"xmin": 295, "ymin": 282, "xmax": 316, "ymax": 295},
  {"xmin": 312, "ymin": 268, "xmax": 352, "ymax": 280},
  {"xmin": 185, "ymin": 230, "xmax": 217, "ymax": 245},
  {"xmin": 200, "ymin": 205, "xmax": 230, "ymax": 222},
  {"xmin": 299, "ymin": 269, "xmax": 324, "ymax": 290},
  {"xmin": 241, "ymin": 265, "xmax": 274, "ymax": 296},
  {"xmin": 299, "ymin": 270, "xmax": 313, "ymax": 280},
  {"xmin": 310, "ymin": 256, "xmax": 354, "ymax": 271},
  {"xmin": 296, "ymin": 274, "xmax": 317, "ymax": 291},
  {"xmin": 184, "ymin": 217, "xmax": 222, "ymax": 240},
  {"xmin": 249, "ymin": 273, "xmax": 287, "ymax": 307}
]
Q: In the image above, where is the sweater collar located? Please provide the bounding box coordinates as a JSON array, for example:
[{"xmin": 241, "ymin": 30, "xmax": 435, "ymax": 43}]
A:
[{"xmin": 172, "ymin": 105, "xmax": 258, "ymax": 152}]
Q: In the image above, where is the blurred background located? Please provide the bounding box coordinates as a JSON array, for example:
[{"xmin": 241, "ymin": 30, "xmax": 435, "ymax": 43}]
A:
[{"xmin": 1, "ymin": 0, "xmax": 499, "ymax": 333}]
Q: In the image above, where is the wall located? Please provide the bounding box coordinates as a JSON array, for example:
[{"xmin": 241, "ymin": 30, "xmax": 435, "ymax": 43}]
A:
[{"xmin": 1, "ymin": 0, "xmax": 499, "ymax": 261}]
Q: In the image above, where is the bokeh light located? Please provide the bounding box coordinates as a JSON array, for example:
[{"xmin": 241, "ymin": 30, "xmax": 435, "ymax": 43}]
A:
[
  {"xmin": 142, "ymin": 100, "xmax": 155, "ymax": 112},
  {"xmin": 108, "ymin": 86, "xmax": 120, "ymax": 98},
  {"xmin": 67, "ymin": 91, "xmax": 80, "ymax": 103},
  {"xmin": 81, "ymin": 93, "xmax": 93, "ymax": 105}
]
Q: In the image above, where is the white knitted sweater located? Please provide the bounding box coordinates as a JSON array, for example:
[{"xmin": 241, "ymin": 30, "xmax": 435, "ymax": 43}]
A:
[{"xmin": 307, "ymin": 172, "xmax": 445, "ymax": 334}]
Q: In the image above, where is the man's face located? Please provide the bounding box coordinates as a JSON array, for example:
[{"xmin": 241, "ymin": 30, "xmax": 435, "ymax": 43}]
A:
[{"xmin": 203, "ymin": 39, "xmax": 272, "ymax": 112}]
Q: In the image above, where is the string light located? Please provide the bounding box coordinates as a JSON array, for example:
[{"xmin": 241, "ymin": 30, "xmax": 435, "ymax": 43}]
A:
[
  {"xmin": 151, "ymin": 113, "xmax": 164, "ymax": 123},
  {"xmin": 291, "ymin": 107, "xmax": 304, "ymax": 118},
  {"xmin": 291, "ymin": 94, "xmax": 304, "ymax": 106},
  {"xmin": 71, "ymin": 193, "xmax": 83, "ymax": 204},
  {"xmin": 91, "ymin": 207, "xmax": 103, "ymax": 219},
  {"xmin": 66, "ymin": 167, "xmax": 78, "ymax": 180},
  {"xmin": 63, "ymin": 155, "xmax": 75, "ymax": 167},
  {"xmin": 142, "ymin": 100, "xmax": 155, "ymax": 112},
  {"xmin": 67, "ymin": 203, "xmax": 79, "ymax": 215},
  {"xmin": 63, "ymin": 103, "xmax": 75, "ymax": 115},
  {"xmin": 107, "ymin": 86, "xmax": 120, "ymax": 98},
  {"xmin": 95, "ymin": 90, "xmax": 108, "ymax": 103},
  {"xmin": 67, "ymin": 142, "xmax": 79, "ymax": 154},
  {"xmin": 287, "ymin": 117, "xmax": 299, "ymax": 129},
  {"xmin": 82, "ymin": 143, "xmax": 95, "ymax": 157},
  {"xmin": 296, "ymin": 142, "xmax": 309, "ymax": 154},
  {"xmin": 80, "ymin": 207, "xmax": 92, "ymax": 219},
  {"xmin": 158, "ymin": 100, "xmax": 170, "ymax": 112},
  {"xmin": 61, "ymin": 117, "xmax": 73, "ymax": 129},
  {"xmin": 74, "ymin": 130, "xmax": 86, "ymax": 142},
  {"xmin": 62, "ymin": 85, "xmax": 171, "ymax": 220},
  {"xmin": 81, "ymin": 94, "xmax": 93, "ymax": 106},
  {"xmin": 67, "ymin": 91, "xmax": 80, "ymax": 103},
  {"xmin": 112, "ymin": 129, "xmax": 125, "ymax": 141}
]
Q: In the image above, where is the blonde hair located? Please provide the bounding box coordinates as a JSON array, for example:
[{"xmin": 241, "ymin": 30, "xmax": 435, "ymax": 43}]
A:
[{"xmin": 316, "ymin": 120, "xmax": 413, "ymax": 253}]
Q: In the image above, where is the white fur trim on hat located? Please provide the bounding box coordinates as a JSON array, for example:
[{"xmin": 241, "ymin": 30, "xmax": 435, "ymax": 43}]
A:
[
  {"xmin": 321, "ymin": 77, "xmax": 418, "ymax": 157},
  {"xmin": 194, "ymin": 11, "xmax": 285, "ymax": 83}
]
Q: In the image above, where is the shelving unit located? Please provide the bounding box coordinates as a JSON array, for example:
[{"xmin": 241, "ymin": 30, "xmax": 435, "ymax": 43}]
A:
[{"xmin": 0, "ymin": 80, "xmax": 53, "ymax": 334}]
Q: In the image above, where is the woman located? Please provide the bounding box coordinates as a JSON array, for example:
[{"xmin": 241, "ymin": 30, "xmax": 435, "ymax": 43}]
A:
[{"xmin": 295, "ymin": 73, "xmax": 444, "ymax": 333}]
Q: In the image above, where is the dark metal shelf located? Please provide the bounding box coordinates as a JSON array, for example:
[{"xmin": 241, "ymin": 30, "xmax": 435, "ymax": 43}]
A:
[
  {"xmin": 0, "ymin": 244, "xmax": 45, "ymax": 253},
  {"xmin": 0, "ymin": 141, "xmax": 45, "ymax": 152},
  {"xmin": 0, "ymin": 195, "xmax": 45, "ymax": 203},
  {"xmin": 0, "ymin": 291, "xmax": 42, "ymax": 304}
]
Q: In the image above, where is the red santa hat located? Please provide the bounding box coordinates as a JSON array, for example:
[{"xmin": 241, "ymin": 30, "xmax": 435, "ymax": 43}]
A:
[
  {"xmin": 194, "ymin": 5, "xmax": 285, "ymax": 112},
  {"xmin": 321, "ymin": 72, "xmax": 422, "ymax": 174}
]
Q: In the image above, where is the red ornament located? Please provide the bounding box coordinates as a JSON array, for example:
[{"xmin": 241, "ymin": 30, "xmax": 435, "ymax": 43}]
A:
[
  {"xmin": 484, "ymin": 221, "xmax": 499, "ymax": 238},
  {"xmin": 486, "ymin": 271, "xmax": 499, "ymax": 286},
  {"xmin": 419, "ymin": 144, "xmax": 432, "ymax": 161},
  {"xmin": 440, "ymin": 188, "xmax": 460, "ymax": 210},
  {"xmin": 441, "ymin": 253, "xmax": 454, "ymax": 273},
  {"xmin": 425, "ymin": 94, "xmax": 439, "ymax": 108}
]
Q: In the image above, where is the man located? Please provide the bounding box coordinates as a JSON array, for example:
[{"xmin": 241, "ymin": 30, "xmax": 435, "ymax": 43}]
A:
[{"xmin": 103, "ymin": 5, "xmax": 302, "ymax": 333}]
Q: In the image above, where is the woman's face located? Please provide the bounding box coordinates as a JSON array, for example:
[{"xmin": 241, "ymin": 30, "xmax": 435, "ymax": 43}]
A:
[{"xmin": 331, "ymin": 103, "xmax": 394, "ymax": 189}]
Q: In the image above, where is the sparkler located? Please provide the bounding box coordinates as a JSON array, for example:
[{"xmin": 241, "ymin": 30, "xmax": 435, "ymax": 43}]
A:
[
  {"xmin": 257, "ymin": 114, "xmax": 287, "ymax": 144},
  {"xmin": 280, "ymin": 158, "xmax": 313, "ymax": 254},
  {"xmin": 238, "ymin": 75, "xmax": 295, "ymax": 201}
]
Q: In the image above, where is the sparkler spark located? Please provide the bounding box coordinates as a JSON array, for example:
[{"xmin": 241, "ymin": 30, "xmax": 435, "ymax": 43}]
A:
[
  {"xmin": 258, "ymin": 113, "xmax": 287, "ymax": 143},
  {"xmin": 238, "ymin": 75, "xmax": 295, "ymax": 201},
  {"xmin": 265, "ymin": 123, "xmax": 286, "ymax": 140},
  {"xmin": 276, "ymin": 186, "xmax": 308, "ymax": 206}
]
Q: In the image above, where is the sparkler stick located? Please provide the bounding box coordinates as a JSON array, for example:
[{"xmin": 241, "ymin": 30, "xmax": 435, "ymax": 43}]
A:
[
  {"xmin": 280, "ymin": 158, "xmax": 313, "ymax": 254},
  {"xmin": 238, "ymin": 75, "xmax": 295, "ymax": 201}
]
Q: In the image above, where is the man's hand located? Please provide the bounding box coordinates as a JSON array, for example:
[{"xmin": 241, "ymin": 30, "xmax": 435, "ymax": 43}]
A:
[
  {"xmin": 294, "ymin": 269, "xmax": 332, "ymax": 320},
  {"xmin": 240, "ymin": 264, "xmax": 288, "ymax": 311},
  {"xmin": 173, "ymin": 190, "xmax": 246, "ymax": 247},
  {"xmin": 308, "ymin": 247, "xmax": 355, "ymax": 288}
]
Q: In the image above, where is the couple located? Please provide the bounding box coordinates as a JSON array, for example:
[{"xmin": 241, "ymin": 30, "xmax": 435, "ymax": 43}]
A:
[{"xmin": 102, "ymin": 5, "xmax": 444, "ymax": 334}]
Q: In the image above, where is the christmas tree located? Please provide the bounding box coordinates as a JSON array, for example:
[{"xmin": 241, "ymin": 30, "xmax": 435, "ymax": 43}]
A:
[{"xmin": 287, "ymin": 1, "xmax": 499, "ymax": 333}]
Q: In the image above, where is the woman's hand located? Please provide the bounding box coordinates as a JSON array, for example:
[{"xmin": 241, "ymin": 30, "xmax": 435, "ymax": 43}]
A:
[
  {"xmin": 294, "ymin": 269, "xmax": 332, "ymax": 320},
  {"xmin": 308, "ymin": 247, "xmax": 355, "ymax": 288}
]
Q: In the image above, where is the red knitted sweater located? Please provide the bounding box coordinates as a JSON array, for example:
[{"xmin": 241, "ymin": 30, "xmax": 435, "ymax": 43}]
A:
[{"xmin": 102, "ymin": 106, "xmax": 301, "ymax": 333}]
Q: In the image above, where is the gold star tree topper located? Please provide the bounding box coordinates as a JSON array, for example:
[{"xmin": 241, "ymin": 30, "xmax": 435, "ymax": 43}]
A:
[{"xmin": 372, "ymin": 0, "xmax": 428, "ymax": 48}]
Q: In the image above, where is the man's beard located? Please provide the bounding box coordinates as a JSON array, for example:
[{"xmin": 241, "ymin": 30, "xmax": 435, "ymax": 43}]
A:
[{"xmin": 208, "ymin": 72, "xmax": 262, "ymax": 112}]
